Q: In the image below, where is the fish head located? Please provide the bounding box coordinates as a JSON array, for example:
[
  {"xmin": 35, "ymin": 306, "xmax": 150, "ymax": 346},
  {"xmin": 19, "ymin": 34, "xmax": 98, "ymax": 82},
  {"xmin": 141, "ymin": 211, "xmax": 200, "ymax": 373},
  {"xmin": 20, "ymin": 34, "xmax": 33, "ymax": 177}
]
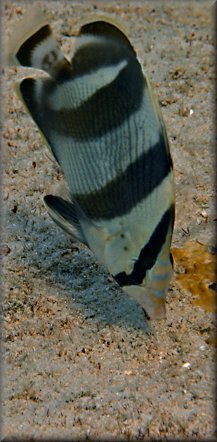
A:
[
  {"xmin": 111, "ymin": 214, "xmax": 174, "ymax": 320},
  {"xmin": 123, "ymin": 284, "xmax": 167, "ymax": 320},
  {"xmin": 122, "ymin": 262, "xmax": 173, "ymax": 320}
]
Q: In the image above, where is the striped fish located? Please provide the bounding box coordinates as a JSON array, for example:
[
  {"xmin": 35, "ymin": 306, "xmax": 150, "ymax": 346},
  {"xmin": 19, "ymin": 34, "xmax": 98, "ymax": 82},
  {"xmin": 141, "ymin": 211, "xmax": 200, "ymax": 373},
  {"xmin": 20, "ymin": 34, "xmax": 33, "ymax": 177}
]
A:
[{"xmin": 9, "ymin": 10, "xmax": 175, "ymax": 320}]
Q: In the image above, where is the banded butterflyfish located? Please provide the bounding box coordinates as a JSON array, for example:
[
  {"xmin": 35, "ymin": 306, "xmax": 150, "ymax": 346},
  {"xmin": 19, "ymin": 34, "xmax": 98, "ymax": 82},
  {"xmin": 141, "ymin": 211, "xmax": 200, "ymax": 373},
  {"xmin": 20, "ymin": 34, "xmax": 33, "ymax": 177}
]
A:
[{"xmin": 8, "ymin": 9, "xmax": 175, "ymax": 320}]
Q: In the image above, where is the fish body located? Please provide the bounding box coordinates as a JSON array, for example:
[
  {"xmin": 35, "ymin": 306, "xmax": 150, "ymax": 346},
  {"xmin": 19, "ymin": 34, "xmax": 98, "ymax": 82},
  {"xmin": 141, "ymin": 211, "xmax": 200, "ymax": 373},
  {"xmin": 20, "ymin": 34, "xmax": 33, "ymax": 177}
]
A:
[{"xmin": 9, "ymin": 10, "xmax": 175, "ymax": 319}]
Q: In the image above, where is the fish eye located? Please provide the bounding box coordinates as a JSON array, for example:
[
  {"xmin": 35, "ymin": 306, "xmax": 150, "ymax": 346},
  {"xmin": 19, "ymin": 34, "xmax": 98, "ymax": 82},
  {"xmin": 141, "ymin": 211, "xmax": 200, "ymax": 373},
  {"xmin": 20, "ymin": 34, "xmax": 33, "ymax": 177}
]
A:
[{"xmin": 170, "ymin": 252, "xmax": 174, "ymax": 267}]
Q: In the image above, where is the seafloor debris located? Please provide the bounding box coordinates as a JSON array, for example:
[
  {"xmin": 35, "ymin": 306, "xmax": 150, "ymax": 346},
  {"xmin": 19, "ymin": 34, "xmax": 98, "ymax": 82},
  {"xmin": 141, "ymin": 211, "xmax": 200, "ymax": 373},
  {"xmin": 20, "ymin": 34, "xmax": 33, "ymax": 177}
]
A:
[{"xmin": 172, "ymin": 241, "xmax": 216, "ymax": 312}]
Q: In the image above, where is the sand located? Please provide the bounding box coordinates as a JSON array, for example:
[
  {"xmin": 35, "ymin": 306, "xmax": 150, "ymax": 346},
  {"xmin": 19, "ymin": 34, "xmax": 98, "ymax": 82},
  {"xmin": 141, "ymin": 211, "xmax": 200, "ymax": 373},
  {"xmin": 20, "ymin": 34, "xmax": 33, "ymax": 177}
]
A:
[{"xmin": 1, "ymin": 1, "xmax": 216, "ymax": 440}]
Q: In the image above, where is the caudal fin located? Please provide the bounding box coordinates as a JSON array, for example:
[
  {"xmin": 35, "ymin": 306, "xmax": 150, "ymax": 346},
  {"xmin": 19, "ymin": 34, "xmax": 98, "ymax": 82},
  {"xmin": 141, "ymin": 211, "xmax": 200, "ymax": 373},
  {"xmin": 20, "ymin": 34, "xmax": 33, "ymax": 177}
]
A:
[{"xmin": 7, "ymin": 8, "xmax": 71, "ymax": 78}]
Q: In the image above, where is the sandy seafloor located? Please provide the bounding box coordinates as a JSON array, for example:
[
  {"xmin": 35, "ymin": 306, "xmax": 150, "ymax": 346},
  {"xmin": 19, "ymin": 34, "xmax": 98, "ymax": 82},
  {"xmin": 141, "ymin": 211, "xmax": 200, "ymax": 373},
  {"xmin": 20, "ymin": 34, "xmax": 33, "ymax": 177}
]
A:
[{"xmin": 1, "ymin": 0, "xmax": 216, "ymax": 440}]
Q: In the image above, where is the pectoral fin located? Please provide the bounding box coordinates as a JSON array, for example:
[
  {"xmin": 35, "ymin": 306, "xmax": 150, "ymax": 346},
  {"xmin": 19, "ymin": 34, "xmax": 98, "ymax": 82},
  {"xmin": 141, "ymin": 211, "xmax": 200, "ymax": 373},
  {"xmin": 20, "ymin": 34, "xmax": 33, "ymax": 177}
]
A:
[{"xmin": 44, "ymin": 194, "xmax": 87, "ymax": 245}]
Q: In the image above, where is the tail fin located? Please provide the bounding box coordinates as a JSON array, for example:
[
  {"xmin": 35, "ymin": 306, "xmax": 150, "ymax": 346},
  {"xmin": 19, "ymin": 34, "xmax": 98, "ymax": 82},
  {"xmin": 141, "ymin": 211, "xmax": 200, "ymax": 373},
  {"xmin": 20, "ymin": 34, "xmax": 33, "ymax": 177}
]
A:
[{"xmin": 7, "ymin": 8, "xmax": 71, "ymax": 79}]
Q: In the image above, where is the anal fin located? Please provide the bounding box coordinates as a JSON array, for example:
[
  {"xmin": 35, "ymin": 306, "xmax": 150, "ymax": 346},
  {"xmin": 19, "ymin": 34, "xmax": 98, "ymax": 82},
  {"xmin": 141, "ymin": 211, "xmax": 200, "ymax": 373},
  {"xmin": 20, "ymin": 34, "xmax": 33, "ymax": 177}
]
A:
[{"xmin": 44, "ymin": 195, "xmax": 87, "ymax": 245}]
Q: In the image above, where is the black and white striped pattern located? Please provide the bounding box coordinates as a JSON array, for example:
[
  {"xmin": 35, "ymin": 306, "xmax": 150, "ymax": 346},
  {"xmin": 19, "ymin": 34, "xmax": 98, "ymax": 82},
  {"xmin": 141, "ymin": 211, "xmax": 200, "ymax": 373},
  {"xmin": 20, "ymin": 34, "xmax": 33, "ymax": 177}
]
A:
[
  {"xmin": 12, "ymin": 15, "xmax": 175, "ymax": 319},
  {"xmin": 114, "ymin": 205, "xmax": 174, "ymax": 286}
]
